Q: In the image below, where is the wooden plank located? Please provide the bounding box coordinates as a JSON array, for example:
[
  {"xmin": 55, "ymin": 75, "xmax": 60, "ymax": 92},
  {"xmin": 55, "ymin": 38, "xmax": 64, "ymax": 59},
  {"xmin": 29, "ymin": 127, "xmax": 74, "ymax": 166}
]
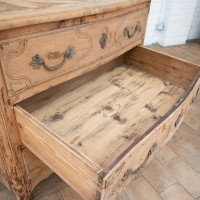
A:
[
  {"xmin": 0, "ymin": 0, "xmax": 150, "ymax": 31},
  {"xmin": 124, "ymin": 46, "xmax": 200, "ymax": 88}
]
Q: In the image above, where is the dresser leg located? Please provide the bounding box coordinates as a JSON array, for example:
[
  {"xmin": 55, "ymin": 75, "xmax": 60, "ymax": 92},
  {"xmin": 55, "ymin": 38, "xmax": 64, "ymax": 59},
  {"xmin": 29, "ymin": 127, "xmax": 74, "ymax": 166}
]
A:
[{"xmin": 0, "ymin": 84, "xmax": 31, "ymax": 200}]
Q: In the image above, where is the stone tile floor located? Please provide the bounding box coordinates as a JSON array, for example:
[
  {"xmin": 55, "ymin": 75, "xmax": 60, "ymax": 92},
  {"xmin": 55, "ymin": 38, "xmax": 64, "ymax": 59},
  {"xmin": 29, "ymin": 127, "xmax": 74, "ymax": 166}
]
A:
[{"xmin": 0, "ymin": 41, "xmax": 200, "ymax": 200}]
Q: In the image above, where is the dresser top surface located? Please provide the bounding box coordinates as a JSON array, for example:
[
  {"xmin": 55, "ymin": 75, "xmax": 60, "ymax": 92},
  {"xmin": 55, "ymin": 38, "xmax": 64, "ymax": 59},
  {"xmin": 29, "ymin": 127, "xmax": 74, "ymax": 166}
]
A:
[{"xmin": 0, "ymin": 0, "xmax": 149, "ymax": 31}]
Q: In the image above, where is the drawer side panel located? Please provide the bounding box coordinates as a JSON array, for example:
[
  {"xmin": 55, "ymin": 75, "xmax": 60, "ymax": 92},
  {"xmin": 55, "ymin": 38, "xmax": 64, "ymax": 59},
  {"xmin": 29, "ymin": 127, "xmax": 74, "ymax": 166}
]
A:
[{"xmin": 14, "ymin": 106, "xmax": 102, "ymax": 200}]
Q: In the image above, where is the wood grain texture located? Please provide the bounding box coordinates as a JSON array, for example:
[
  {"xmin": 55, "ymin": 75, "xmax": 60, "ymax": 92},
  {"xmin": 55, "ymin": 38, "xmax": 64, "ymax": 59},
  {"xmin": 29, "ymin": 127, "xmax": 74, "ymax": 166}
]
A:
[
  {"xmin": 20, "ymin": 65, "xmax": 185, "ymax": 170},
  {"xmin": 14, "ymin": 50, "xmax": 200, "ymax": 199},
  {"xmin": 0, "ymin": 1, "xmax": 199, "ymax": 199},
  {"xmin": 0, "ymin": 8, "xmax": 148, "ymax": 103},
  {"xmin": 0, "ymin": 3, "xmax": 149, "ymax": 41},
  {"xmin": 125, "ymin": 46, "xmax": 200, "ymax": 89},
  {"xmin": 1, "ymin": 42, "xmax": 200, "ymax": 200},
  {"xmin": 0, "ymin": 0, "xmax": 150, "ymax": 31},
  {"xmin": 8, "ymin": 39, "xmax": 143, "ymax": 105},
  {"xmin": 15, "ymin": 106, "xmax": 102, "ymax": 200},
  {"xmin": 102, "ymin": 76, "xmax": 200, "ymax": 200}
]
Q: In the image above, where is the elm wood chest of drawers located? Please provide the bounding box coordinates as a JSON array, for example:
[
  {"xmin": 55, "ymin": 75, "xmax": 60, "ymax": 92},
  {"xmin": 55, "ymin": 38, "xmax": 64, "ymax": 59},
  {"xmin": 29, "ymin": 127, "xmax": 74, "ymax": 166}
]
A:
[{"xmin": 0, "ymin": 1, "xmax": 200, "ymax": 200}]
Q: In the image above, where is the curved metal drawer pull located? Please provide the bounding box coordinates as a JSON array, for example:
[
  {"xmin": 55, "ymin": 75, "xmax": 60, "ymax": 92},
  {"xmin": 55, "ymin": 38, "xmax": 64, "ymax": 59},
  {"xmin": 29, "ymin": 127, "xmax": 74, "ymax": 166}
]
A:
[
  {"xmin": 121, "ymin": 143, "xmax": 157, "ymax": 182},
  {"xmin": 124, "ymin": 21, "xmax": 142, "ymax": 39},
  {"xmin": 31, "ymin": 46, "xmax": 75, "ymax": 71}
]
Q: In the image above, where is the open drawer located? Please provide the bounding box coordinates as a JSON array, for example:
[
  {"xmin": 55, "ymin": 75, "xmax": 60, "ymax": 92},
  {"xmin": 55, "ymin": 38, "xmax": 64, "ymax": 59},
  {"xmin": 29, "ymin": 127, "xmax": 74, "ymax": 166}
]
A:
[{"xmin": 14, "ymin": 46, "xmax": 200, "ymax": 200}]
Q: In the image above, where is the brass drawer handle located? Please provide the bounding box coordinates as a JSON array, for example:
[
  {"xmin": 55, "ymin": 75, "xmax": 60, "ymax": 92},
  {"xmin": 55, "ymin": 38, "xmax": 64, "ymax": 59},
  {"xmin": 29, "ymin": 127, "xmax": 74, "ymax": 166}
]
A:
[
  {"xmin": 31, "ymin": 46, "xmax": 75, "ymax": 71},
  {"xmin": 124, "ymin": 21, "xmax": 142, "ymax": 39},
  {"xmin": 121, "ymin": 142, "xmax": 157, "ymax": 182},
  {"xmin": 99, "ymin": 33, "xmax": 108, "ymax": 49}
]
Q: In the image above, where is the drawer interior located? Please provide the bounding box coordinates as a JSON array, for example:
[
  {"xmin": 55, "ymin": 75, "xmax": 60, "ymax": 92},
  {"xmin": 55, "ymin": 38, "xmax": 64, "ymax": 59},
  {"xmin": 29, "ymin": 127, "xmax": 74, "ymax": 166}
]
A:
[
  {"xmin": 14, "ymin": 46, "xmax": 200, "ymax": 199},
  {"xmin": 16, "ymin": 46, "xmax": 200, "ymax": 170},
  {"xmin": 19, "ymin": 60, "xmax": 185, "ymax": 170}
]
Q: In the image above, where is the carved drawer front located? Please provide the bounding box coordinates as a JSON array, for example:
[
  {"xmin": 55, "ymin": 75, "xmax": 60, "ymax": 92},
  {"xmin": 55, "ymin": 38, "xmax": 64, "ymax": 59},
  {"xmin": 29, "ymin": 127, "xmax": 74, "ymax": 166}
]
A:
[
  {"xmin": 0, "ymin": 7, "xmax": 148, "ymax": 102},
  {"xmin": 14, "ymin": 47, "xmax": 200, "ymax": 200}
]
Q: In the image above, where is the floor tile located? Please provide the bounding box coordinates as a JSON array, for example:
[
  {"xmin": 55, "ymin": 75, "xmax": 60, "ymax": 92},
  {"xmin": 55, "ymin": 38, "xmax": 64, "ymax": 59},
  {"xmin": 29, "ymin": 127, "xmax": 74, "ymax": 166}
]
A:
[
  {"xmin": 160, "ymin": 183, "xmax": 194, "ymax": 200},
  {"xmin": 155, "ymin": 146, "xmax": 177, "ymax": 166},
  {"xmin": 31, "ymin": 175, "xmax": 60, "ymax": 200},
  {"xmin": 142, "ymin": 159, "xmax": 177, "ymax": 193},
  {"xmin": 0, "ymin": 189, "xmax": 15, "ymax": 200},
  {"xmin": 170, "ymin": 134, "xmax": 181, "ymax": 142},
  {"xmin": 168, "ymin": 139, "xmax": 200, "ymax": 172},
  {"xmin": 166, "ymin": 157, "xmax": 200, "ymax": 198},
  {"xmin": 124, "ymin": 176, "xmax": 162, "ymax": 200},
  {"xmin": 176, "ymin": 122, "xmax": 200, "ymax": 147},
  {"xmin": 0, "ymin": 183, "xmax": 6, "ymax": 191},
  {"xmin": 37, "ymin": 191, "xmax": 64, "ymax": 200},
  {"xmin": 115, "ymin": 190, "xmax": 131, "ymax": 200},
  {"xmin": 60, "ymin": 186, "xmax": 83, "ymax": 200},
  {"xmin": 184, "ymin": 110, "xmax": 200, "ymax": 131},
  {"xmin": 189, "ymin": 101, "xmax": 200, "ymax": 116},
  {"xmin": 52, "ymin": 174, "xmax": 68, "ymax": 189}
]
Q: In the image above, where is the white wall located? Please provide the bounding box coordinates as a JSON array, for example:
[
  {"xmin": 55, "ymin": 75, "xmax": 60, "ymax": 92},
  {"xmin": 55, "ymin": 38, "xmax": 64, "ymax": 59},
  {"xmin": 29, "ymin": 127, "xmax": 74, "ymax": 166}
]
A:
[
  {"xmin": 188, "ymin": 0, "xmax": 200, "ymax": 40},
  {"xmin": 144, "ymin": 0, "xmax": 200, "ymax": 46},
  {"xmin": 144, "ymin": 0, "xmax": 165, "ymax": 45}
]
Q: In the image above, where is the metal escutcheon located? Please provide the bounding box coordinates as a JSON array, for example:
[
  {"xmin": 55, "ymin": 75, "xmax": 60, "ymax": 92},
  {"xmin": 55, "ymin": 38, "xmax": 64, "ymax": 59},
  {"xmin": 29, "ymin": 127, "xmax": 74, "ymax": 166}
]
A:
[{"xmin": 99, "ymin": 33, "xmax": 108, "ymax": 49}]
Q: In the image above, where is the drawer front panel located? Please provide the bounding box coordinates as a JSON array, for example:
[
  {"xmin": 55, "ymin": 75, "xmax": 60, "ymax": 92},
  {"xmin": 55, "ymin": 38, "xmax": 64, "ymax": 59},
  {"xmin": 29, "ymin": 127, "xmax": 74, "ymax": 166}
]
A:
[
  {"xmin": 101, "ymin": 78, "xmax": 200, "ymax": 200},
  {"xmin": 1, "ymin": 8, "xmax": 148, "ymax": 98}
]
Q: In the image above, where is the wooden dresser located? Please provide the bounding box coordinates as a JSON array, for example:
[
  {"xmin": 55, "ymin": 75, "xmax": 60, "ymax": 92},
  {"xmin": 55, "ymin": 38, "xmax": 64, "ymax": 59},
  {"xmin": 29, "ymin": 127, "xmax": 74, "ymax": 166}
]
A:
[{"xmin": 0, "ymin": 1, "xmax": 199, "ymax": 200}]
